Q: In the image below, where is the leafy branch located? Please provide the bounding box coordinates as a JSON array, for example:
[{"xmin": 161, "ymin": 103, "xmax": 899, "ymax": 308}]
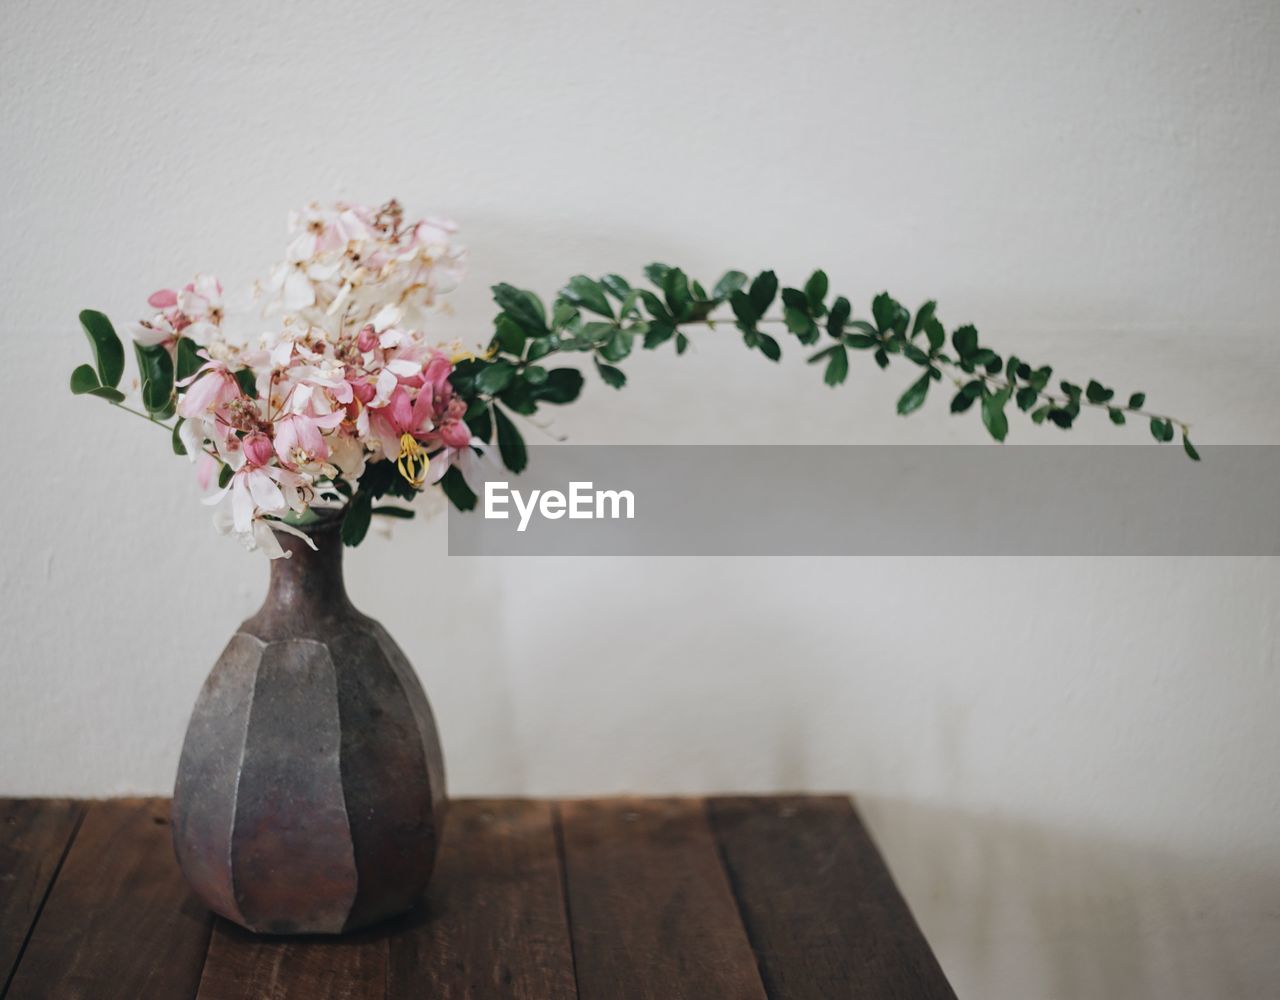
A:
[{"xmin": 441, "ymin": 265, "xmax": 1199, "ymax": 511}]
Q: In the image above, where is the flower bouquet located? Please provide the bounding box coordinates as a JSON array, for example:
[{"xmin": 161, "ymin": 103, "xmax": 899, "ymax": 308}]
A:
[
  {"xmin": 72, "ymin": 200, "xmax": 1197, "ymax": 556},
  {"xmin": 69, "ymin": 199, "xmax": 1195, "ymax": 934}
]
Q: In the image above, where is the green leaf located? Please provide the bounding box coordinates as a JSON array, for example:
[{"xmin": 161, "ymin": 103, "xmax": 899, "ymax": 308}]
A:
[
  {"xmin": 897, "ymin": 372, "xmax": 931, "ymax": 415},
  {"xmin": 175, "ymin": 337, "xmax": 202, "ymax": 383},
  {"xmin": 601, "ymin": 274, "xmax": 632, "ymax": 300},
  {"xmin": 981, "ymin": 389, "xmax": 1010, "ymax": 442},
  {"xmin": 70, "ymin": 363, "xmax": 100, "ymax": 394},
  {"xmin": 781, "ymin": 287, "xmax": 808, "ymax": 312},
  {"xmin": 756, "ymin": 332, "xmax": 781, "ymax": 361},
  {"xmin": 951, "ymin": 381, "xmax": 982, "ymax": 413},
  {"xmin": 824, "ymin": 346, "xmax": 849, "ymax": 386},
  {"xmin": 783, "ymin": 306, "xmax": 818, "ymax": 344},
  {"xmin": 1109, "ymin": 408, "xmax": 1126, "ymax": 425},
  {"xmin": 902, "ymin": 343, "xmax": 931, "ymax": 365},
  {"xmin": 468, "ymin": 403, "xmax": 493, "ymax": 443},
  {"xmin": 618, "ymin": 288, "xmax": 642, "ymax": 319},
  {"xmin": 1086, "ymin": 380, "xmax": 1114, "ymax": 404},
  {"xmin": 341, "ymin": 491, "xmax": 374, "ymax": 546},
  {"xmin": 134, "ymin": 342, "xmax": 174, "ymax": 416},
  {"xmin": 748, "ymin": 271, "xmax": 778, "ymax": 317},
  {"xmin": 493, "ymin": 316, "xmax": 527, "ymax": 356},
  {"xmin": 371, "ymin": 505, "xmax": 416, "ymax": 519},
  {"xmin": 440, "ymin": 465, "xmax": 477, "ymax": 511},
  {"xmin": 234, "ymin": 368, "xmax": 258, "ymax": 397},
  {"xmin": 475, "ymin": 361, "xmax": 517, "ymax": 395},
  {"xmin": 499, "ymin": 379, "xmax": 538, "ymax": 414},
  {"xmin": 912, "ymin": 300, "xmax": 937, "ymax": 338},
  {"xmin": 79, "ymin": 309, "xmax": 125, "ymax": 388},
  {"xmin": 952, "ymin": 324, "xmax": 978, "ymax": 359},
  {"xmin": 492, "ymin": 283, "xmax": 548, "ymax": 336},
  {"xmin": 676, "ymin": 333, "xmax": 689, "ymax": 355},
  {"xmin": 525, "ymin": 338, "xmax": 556, "ymax": 362},
  {"xmin": 872, "ymin": 293, "xmax": 908, "ymax": 336},
  {"xmin": 1016, "ymin": 386, "xmax": 1039, "ymax": 412},
  {"xmin": 493, "ymin": 405, "xmax": 527, "ymax": 473},
  {"xmin": 1150, "ymin": 417, "xmax": 1175, "ymax": 442},
  {"xmin": 171, "ymin": 418, "xmax": 187, "ymax": 456},
  {"xmin": 639, "ymin": 290, "xmax": 673, "ymax": 323},
  {"xmin": 1129, "ymin": 392, "xmax": 1147, "ymax": 410},
  {"xmin": 972, "ymin": 349, "xmax": 1002, "ymax": 375},
  {"xmin": 662, "ymin": 268, "xmax": 694, "ymax": 320},
  {"xmin": 218, "ymin": 463, "xmax": 234, "ymax": 489},
  {"xmin": 827, "ymin": 297, "xmax": 851, "ymax": 338},
  {"xmin": 874, "ymin": 348, "xmax": 889, "ymax": 369},
  {"xmin": 804, "ymin": 270, "xmax": 828, "ymax": 313},
  {"xmin": 1182, "ymin": 433, "xmax": 1201, "ymax": 461},
  {"xmin": 532, "ymin": 368, "xmax": 584, "ymax": 404},
  {"xmin": 523, "ymin": 365, "xmax": 548, "ymax": 385},
  {"xmin": 730, "ymin": 289, "xmax": 758, "ymax": 325},
  {"xmin": 644, "ymin": 322, "xmax": 675, "ymax": 349},
  {"xmin": 577, "ymin": 321, "xmax": 617, "ymax": 347},
  {"xmin": 923, "ymin": 317, "xmax": 945, "ymax": 353},
  {"xmin": 561, "ymin": 276, "xmax": 613, "ymax": 318},
  {"xmin": 644, "ymin": 262, "xmax": 673, "ymax": 287},
  {"xmin": 713, "ymin": 270, "xmax": 748, "ymax": 301},
  {"xmin": 599, "ymin": 327, "xmax": 634, "ymax": 362},
  {"xmin": 1031, "ymin": 405, "xmax": 1051, "ymax": 424},
  {"xmin": 843, "ymin": 333, "xmax": 878, "ymax": 349},
  {"xmin": 551, "ymin": 300, "xmax": 579, "ymax": 331},
  {"xmin": 595, "ymin": 358, "xmax": 627, "ymax": 388}
]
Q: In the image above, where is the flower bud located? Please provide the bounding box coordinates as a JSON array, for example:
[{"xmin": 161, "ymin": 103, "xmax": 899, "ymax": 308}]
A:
[{"xmin": 243, "ymin": 431, "xmax": 275, "ymax": 467}]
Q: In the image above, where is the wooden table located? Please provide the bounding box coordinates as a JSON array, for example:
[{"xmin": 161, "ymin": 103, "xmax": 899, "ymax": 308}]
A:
[{"xmin": 1, "ymin": 796, "xmax": 955, "ymax": 999}]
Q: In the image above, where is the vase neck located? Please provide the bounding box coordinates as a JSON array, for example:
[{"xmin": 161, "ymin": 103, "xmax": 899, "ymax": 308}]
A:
[{"xmin": 244, "ymin": 522, "xmax": 359, "ymax": 638}]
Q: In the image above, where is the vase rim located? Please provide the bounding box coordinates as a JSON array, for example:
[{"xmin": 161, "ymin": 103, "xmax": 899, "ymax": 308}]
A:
[{"xmin": 272, "ymin": 509, "xmax": 344, "ymax": 537}]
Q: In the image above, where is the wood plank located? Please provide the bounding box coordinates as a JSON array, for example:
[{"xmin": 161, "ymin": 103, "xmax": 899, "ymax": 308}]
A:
[
  {"xmin": 4, "ymin": 798, "xmax": 212, "ymax": 1000},
  {"xmin": 0, "ymin": 800, "xmax": 84, "ymax": 993},
  {"xmin": 388, "ymin": 799, "xmax": 575, "ymax": 998},
  {"xmin": 195, "ymin": 919, "xmax": 386, "ymax": 1000},
  {"xmin": 707, "ymin": 796, "xmax": 957, "ymax": 1000},
  {"xmin": 387, "ymin": 798, "xmax": 576, "ymax": 999},
  {"xmin": 558, "ymin": 797, "xmax": 765, "ymax": 1000}
]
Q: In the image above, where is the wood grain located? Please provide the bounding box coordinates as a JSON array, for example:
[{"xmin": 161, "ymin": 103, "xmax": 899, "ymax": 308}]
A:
[
  {"xmin": 387, "ymin": 799, "xmax": 576, "ymax": 999},
  {"xmin": 558, "ymin": 797, "xmax": 765, "ymax": 1000},
  {"xmin": 195, "ymin": 919, "xmax": 387, "ymax": 1000},
  {"xmin": 4, "ymin": 798, "xmax": 212, "ymax": 1000},
  {"xmin": 0, "ymin": 799, "xmax": 84, "ymax": 993},
  {"xmin": 707, "ymin": 795, "xmax": 957, "ymax": 1000}
]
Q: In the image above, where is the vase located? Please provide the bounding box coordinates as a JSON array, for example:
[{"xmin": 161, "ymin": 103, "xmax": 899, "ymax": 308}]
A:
[{"xmin": 171, "ymin": 518, "xmax": 447, "ymax": 935}]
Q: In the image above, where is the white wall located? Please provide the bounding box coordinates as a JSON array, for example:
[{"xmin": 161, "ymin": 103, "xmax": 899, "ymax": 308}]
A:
[{"xmin": 2, "ymin": 1, "xmax": 1278, "ymax": 996}]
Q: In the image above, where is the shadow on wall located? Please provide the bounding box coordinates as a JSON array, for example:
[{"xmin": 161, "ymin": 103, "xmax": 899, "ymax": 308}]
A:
[{"xmin": 858, "ymin": 796, "xmax": 1280, "ymax": 1000}]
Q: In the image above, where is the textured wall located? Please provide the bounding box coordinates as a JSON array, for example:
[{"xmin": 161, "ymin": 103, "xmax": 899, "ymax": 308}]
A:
[{"xmin": 2, "ymin": 1, "xmax": 1278, "ymax": 996}]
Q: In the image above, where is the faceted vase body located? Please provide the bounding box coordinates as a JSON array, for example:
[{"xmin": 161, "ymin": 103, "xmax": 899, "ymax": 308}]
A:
[{"xmin": 172, "ymin": 522, "xmax": 447, "ymax": 935}]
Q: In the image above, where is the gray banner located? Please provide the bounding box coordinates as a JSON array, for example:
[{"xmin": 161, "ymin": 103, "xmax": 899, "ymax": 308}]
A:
[{"xmin": 446, "ymin": 446, "xmax": 1280, "ymax": 556}]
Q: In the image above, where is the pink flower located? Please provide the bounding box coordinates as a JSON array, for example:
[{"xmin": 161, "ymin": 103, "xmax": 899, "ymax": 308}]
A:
[
  {"xmin": 435, "ymin": 396, "xmax": 472, "ymax": 449},
  {"xmin": 203, "ymin": 430, "xmax": 309, "ymax": 534},
  {"xmin": 177, "ymin": 362, "xmax": 242, "ymax": 419},
  {"xmin": 273, "ymin": 412, "xmax": 343, "ymax": 469},
  {"xmin": 242, "ymin": 432, "xmax": 275, "ymax": 467},
  {"xmin": 369, "ymin": 386, "xmax": 436, "ymax": 487},
  {"xmin": 195, "ymin": 452, "xmax": 218, "ymax": 491}
]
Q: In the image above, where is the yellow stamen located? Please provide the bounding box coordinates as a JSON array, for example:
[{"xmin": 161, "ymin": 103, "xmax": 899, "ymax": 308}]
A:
[
  {"xmin": 396, "ymin": 433, "xmax": 427, "ymax": 489},
  {"xmin": 448, "ymin": 342, "xmax": 500, "ymax": 365}
]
